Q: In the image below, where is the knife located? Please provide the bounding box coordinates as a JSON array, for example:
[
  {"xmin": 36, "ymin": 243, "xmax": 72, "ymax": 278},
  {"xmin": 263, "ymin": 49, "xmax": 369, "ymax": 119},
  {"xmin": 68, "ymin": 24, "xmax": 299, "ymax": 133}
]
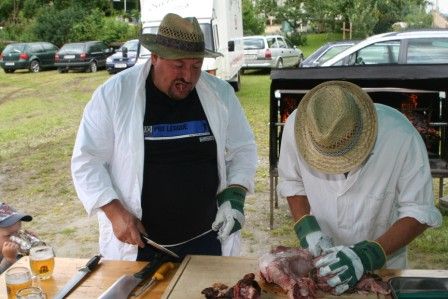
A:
[
  {"xmin": 131, "ymin": 262, "xmax": 175, "ymax": 297},
  {"xmin": 53, "ymin": 254, "xmax": 102, "ymax": 299},
  {"xmin": 98, "ymin": 252, "xmax": 170, "ymax": 299},
  {"xmin": 98, "ymin": 235, "xmax": 178, "ymax": 299}
]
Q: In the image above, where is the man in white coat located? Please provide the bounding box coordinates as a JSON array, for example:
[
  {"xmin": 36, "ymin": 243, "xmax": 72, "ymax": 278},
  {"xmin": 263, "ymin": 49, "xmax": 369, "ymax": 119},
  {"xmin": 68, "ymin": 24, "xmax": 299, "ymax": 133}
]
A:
[
  {"xmin": 278, "ymin": 81, "xmax": 442, "ymax": 295},
  {"xmin": 71, "ymin": 13, "xmax": 257, "ymax": 261}
]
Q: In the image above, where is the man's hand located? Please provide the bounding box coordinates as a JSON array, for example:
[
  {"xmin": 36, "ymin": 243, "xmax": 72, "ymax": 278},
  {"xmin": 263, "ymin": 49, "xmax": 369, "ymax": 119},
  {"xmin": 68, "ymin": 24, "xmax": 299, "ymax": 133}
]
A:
[
  {"xmin": 315, "ymin": 240, "xmax": 386, "ymax": 295},
  {"xmin": 2, "ymin": 241, "xmax": 19, "ymax": 263},
  {"xmin": 294, "ymin": 215, "xmax": 333, "ymax": 257},
  {"xmin": 101, "ymin": 200, "xmax": 146, "ymax": 248},
  {"xmin": 212, "ymin": 186, "xmax": 246, "ymax": 242}
]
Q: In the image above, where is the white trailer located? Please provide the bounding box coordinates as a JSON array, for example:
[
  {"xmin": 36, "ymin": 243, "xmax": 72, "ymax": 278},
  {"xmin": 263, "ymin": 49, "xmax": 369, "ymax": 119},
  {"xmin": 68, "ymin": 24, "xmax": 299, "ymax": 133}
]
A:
[{"xmin": 139, "ymin": 0, "xmax": 244, "ymax": 91}]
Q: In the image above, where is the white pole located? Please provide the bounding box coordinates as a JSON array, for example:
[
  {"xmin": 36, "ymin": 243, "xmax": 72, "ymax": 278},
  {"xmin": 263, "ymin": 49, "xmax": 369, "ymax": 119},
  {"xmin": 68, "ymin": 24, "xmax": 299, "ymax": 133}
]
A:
[{"xmin": 124, "ymin": 0, "xmax": 127, "ymax": 13}]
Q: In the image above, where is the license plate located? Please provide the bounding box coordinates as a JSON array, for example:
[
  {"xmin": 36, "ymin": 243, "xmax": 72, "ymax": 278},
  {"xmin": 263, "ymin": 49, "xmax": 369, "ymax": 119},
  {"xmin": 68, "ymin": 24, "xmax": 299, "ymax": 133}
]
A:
[
  {"xmin": 64, "ymin": 55, "xmax": 75, "ymax": 59},
  {"xmin": 245, "ymin": 54, "xmax": 257, "ymax": 60},
  {"xmin": 114, "ymin": 63, "xmax": 127, "ymax": 68},
  {"xmin": 5, "ymin": 62, "xmax": 14, "ymax": 66}
]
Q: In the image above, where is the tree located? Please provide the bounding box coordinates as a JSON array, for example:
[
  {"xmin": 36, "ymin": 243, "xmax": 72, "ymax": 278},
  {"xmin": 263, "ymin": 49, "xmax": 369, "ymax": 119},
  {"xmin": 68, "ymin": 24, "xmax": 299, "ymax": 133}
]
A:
[{"xmin": 242, "ymin": 0, "xmax": 265, "ymax": 35}]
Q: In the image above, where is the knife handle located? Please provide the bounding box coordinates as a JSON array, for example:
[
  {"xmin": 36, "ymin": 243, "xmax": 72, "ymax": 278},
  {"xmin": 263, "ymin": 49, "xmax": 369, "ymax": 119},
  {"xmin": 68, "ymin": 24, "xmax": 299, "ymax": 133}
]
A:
[
  {"xmin": 85, "ymin": 254, "xmax": 102, "ymax": 271},
  {"xmin": 152, "ymin": 262, "xmax": 174, "ymax": 281}
]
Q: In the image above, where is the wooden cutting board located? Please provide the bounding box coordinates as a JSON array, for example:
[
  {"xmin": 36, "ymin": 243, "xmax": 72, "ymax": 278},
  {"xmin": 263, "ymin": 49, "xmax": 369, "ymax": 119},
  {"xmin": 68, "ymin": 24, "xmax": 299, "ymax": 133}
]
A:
[{"xmin": 161, "ymin": 255, "xmax": 390, "ymax": 299}]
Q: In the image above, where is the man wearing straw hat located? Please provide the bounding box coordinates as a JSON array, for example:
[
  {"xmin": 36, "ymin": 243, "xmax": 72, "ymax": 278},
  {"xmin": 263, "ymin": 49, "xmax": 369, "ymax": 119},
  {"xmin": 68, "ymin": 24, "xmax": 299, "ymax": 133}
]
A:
[
  {"xmin": 71, "ymin": 13, "xmax": 257, "ymax": 261},
  {"xmin": 277, "ymin": 81, "xmax": 442, "ymax": 294}
]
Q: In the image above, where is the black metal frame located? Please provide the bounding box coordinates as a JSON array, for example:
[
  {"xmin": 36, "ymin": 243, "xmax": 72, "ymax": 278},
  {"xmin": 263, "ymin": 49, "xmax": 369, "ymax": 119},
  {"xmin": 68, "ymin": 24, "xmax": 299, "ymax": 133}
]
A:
[{"xmin": 269, "ymin": 64, "xmax": 448, "ymax": 229}]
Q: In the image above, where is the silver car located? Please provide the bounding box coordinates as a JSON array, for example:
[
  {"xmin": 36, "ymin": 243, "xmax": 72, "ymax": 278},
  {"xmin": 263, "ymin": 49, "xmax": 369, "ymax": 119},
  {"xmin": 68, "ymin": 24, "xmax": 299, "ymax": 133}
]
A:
[
  {"xmin": 322, "ymin": 29, "xmax": 448, "ymax": 66},
  {"xmin": 242, "ymin": 35, "xmax": 303, "ymax": 71}
]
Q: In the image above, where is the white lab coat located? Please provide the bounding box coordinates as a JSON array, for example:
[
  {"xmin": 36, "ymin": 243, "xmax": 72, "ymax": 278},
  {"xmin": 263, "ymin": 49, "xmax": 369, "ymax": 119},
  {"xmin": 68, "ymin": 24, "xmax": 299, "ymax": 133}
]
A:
[
  {"xmin": 278, "ymin": 104, "xmax": 442, "ymax": 268},
  {"xmin": 71, "ymin": 60, "xmax": 257, "ymax": 260}
]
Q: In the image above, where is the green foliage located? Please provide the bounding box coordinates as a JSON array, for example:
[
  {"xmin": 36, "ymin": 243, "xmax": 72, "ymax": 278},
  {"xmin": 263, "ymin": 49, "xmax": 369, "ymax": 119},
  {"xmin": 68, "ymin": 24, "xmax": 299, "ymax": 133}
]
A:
[
  {"xmin": 404, "ymin": 4, "xmax": 433, "ymax": 29},
  {"xmin": 288, "ymin": 32, "xmax": 307, "ymax": 47},
  {"xmin": 71, "ymin": 9, "xmax": 105, "ymax": 42},
  {"xmin": 33, "ymin": 6, "xmax": 84, "ymax": 46},
  {"xmin": 242, "ymin": 0, "xmax": 265, "ymax": 35}
]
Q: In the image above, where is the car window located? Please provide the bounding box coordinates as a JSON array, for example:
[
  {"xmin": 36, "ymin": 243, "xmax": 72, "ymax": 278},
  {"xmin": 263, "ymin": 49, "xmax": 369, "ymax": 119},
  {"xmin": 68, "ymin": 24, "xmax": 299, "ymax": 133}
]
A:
[
  {"xmin": 121, "ymin": 40, "xmax": 139, "ymax": 52},
  {"xmin": 30, "ymin": 44, "xmax": 44, "ymax": 53},
  {"xmin": 348, "ymin": 40, "xmax": 400, "ymax": 65},
  {"xmin": 243, "ymin": 38, "xmax": 264, "ymax": 50},
  {"xmin": 267, "ymin": 37, "xmax": 277, "ymax": 48},
  {"xmin": 277, "ymin": 38, "xmax": 287, "ymax": 48},
  {"xmin": 3, "ymin": 44, "xmax": 25, "ymax": 54},
  {"xmin": 316, "ymin": 45, "xmax": 353, "ymax": 65},
  {"xmin": 407, "ymin": 38, "xmax": 448, "ymax": 64},
  {"xmin": 61, "ymin": 44, "xmax": 85, "ymax": 52}
]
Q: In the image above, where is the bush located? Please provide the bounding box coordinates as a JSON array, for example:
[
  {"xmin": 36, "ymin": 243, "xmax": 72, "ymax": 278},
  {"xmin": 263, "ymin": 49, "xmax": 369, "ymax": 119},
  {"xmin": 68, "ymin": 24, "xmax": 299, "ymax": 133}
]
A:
[{"xmin": 288, "ymin": 32, "xmax": 307, "ymax": 47}]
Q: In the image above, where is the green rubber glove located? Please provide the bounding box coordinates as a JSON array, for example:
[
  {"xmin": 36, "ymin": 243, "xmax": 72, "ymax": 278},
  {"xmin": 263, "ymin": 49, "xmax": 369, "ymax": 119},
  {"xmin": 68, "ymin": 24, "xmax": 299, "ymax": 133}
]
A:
[
  {"xmin": 294, "ymin": 215, "xmax": 333, "ymax": 257},
  {"xmin": 315, "ymin": 240, "xmax": 386, "ymax": 295},
  {"xmin": 211, "ymin": 186, "xmax": 246, "ymax": 241}
]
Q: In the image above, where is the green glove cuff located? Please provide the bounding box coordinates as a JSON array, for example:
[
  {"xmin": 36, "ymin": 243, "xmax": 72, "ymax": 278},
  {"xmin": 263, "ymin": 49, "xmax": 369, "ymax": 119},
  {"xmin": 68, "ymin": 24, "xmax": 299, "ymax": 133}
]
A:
[
  {"xmin": 352, "ymin": 240, "xmax": 386, "ymax": 271},
  {"xmin": 217, "ymin": 186, "xmax": 246, "ymax": 214},
  {"xmin": 293, "ymin": 215, "xmax": 320, "ymax": 248}
]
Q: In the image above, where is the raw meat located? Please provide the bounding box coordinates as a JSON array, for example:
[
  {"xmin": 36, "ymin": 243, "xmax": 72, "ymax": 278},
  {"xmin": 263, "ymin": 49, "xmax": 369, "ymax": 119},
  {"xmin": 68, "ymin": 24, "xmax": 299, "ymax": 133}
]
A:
[
  {"xmin": 201, "ymin": 273, "xmax": 261, "ymax": 299},
  {"xmin": 259, "ymin": 246, "xmax": 391, "ymax": 298}
]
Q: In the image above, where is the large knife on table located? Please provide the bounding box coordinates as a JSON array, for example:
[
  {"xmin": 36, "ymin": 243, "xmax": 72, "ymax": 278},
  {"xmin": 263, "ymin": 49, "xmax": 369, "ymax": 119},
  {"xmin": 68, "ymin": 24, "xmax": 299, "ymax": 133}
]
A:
[
  {"xmin": 98, "ymin": 235, "xmax": 178, "ymax": 299},
  {"xmin": 53, "ymin": 254, "xmax": 102, "ymax": 299}
]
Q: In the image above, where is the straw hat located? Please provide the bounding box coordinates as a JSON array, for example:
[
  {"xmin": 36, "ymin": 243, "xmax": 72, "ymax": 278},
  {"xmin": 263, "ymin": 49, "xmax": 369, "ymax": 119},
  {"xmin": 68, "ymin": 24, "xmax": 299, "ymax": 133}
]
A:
[
  {"xmin": 139, "ymin": 13, "xmax": 222, "ymax": 59},
  {"xmin": 295, "ymin": 81, "xmax": 378, "ymax": 174}
]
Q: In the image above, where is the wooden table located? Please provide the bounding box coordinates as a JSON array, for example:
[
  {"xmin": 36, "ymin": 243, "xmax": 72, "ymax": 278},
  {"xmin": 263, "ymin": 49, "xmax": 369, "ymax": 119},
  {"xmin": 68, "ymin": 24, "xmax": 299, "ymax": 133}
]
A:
[
  {"xmin": 1, "ymin": 255, "xmax": 447, "ymax": 298},
  {"xmin": 0, "ymin": 256, "xmax": 177, "ymax": 298}
]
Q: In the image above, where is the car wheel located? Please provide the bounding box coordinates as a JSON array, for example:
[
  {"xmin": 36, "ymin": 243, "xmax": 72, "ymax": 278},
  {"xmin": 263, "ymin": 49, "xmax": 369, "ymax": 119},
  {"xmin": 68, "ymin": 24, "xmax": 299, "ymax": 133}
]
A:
[
  {"xmin": 29, "ymin": 60, "xmax": 41, "ymax": 73},
  {"xmin": 88, "ymin": 61, "xmax": 98, "ymax": 73},
  {"xmin": 58, "ymin": 68, "xmax": 68, "ymax": 73},
  {"xmin": 276, "ymin": 59, "xmax": 283, "ymax": 69}
]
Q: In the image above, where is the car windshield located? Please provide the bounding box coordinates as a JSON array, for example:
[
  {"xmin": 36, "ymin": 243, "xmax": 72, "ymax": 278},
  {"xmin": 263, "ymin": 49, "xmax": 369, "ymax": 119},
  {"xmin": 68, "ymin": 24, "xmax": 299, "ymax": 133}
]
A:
[
  {"xmin": 60, "ymin": 43, "xmax": 85, "ymax": 52},
  {"xmin": 243, "ymin": 38, "xmax": 264, "ymax": 50},
  {"xmin": 120, "ymin": 40, "xmax": 139, "ymax": 52},
  {"xmin": 3, "ymin": 44, "xmax": 26, "ymax": 53}
]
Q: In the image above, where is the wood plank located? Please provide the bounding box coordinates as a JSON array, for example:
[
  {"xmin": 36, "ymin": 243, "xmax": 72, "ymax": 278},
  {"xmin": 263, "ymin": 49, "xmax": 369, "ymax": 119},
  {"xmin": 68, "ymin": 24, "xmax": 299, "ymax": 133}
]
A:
[{"xmin": 0, "ymin": 256, "xmax": 177, "ymax": 298}]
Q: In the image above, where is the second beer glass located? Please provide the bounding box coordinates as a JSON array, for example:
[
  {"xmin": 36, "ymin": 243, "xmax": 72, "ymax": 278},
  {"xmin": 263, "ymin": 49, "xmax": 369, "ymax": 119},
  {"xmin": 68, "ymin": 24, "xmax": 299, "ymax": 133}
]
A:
[{"xmin": 29, "ymin": 245, "xmax": 55, "ymax": 280}]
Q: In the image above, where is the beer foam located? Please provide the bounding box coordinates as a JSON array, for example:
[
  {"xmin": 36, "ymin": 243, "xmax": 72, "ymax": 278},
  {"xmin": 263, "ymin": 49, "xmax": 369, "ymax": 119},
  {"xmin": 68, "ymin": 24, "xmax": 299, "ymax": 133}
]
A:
[
  {"xmin": 5, "ymin": 272, "xmax": 31, "ymax": 284},
  {"xmin": 30, "ymin": 246, "xmax": 53, "ymax": 260}
]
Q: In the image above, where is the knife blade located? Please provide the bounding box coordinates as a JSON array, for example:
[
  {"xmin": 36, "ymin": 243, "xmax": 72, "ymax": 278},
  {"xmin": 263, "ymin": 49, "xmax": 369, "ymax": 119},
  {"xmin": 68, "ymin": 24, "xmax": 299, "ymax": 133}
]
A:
[
  {"xmin": 53, "ymin": 254, "xmax": 102, "ymax": 299},
  {"xmin": 98, "ymin": 253, "xmax": 169, "ymax": 299}
]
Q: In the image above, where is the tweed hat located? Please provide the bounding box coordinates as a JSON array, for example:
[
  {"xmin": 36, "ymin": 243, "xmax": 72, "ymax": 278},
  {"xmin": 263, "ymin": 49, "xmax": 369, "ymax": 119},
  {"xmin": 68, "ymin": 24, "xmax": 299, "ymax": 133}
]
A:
[
  {"xmin": 139, "ymin": 13, "xmax": 222, "ymax": 59},
  {"xmin": 295, "ymin": 81, "xmax": 378, "ymax": 174}
]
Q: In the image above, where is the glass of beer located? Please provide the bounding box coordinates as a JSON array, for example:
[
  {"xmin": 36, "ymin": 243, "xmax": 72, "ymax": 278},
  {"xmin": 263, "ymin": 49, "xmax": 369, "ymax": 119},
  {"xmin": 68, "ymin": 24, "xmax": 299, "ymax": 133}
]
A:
[
  {"xmin": 29, "ymin": 245, "xmax": 55, "ymax": 280},
  {"xmin": 5, "ymin": 267, "xmax": 33, "ymax": 299},
  {"xmin": 16, "ymin": 286, "xmax": 46, "ymax": 299}
]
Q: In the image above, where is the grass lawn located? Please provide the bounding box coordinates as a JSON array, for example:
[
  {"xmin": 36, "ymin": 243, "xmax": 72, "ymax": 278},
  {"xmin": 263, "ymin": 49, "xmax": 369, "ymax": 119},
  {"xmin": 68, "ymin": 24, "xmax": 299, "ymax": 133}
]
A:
[{"xmin": 0, "ymin": 54, "xmax": 447, "ymax": 267}]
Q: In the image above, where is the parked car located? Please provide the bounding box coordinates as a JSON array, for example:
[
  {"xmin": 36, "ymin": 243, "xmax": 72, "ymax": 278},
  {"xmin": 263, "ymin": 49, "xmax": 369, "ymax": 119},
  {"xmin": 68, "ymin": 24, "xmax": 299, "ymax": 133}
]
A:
[
  {"xmin": 106, "ymin": 39, "xmax": 139, "ymax": 74},
  {"xmin": 322, "ymin": 29, "xmax": 448, "ymax": 66},
  {"xmin": 0, "ymin": 42, "xmax": 59, "ymax": 73},
  {"xmin": 55, "ymin": 41, "xmax": 113, "ymax": 73},
  {"xmin": 242, "ymin": 35, "xmax": 303, "ymax": 72},
  {"xmin": 299, "ymin": 40, "xmax": 358, "ymax": 67}
]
